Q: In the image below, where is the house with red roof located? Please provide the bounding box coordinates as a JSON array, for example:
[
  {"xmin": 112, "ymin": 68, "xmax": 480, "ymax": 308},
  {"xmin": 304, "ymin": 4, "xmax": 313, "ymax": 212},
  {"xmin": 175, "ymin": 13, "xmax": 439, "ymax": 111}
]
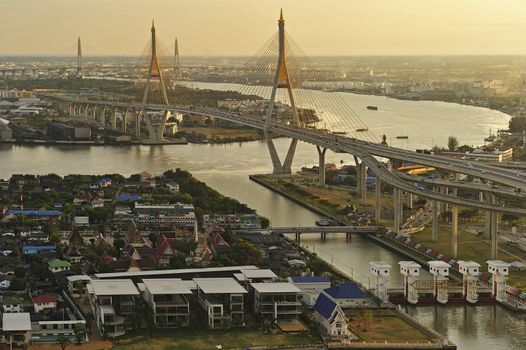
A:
[{"xmin": 32, "ymin": 294, "xmax": 58, "ymax": 313}]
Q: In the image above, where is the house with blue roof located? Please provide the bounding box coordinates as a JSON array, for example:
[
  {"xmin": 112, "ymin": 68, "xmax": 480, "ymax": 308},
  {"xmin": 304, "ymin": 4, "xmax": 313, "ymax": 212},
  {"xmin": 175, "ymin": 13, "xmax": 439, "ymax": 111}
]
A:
[
  {"xmin": 313, "ymin": 293, "xmax": 351, "ymax": 338},
  {"xmin": 322, "ymin": 282, "xmax": 372, "ymax": 308}
]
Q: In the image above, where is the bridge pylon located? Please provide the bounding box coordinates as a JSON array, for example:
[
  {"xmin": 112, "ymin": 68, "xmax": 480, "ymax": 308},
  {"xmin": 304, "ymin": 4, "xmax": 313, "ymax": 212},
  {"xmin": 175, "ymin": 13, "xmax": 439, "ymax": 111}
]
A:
[
  {"xmin": 77, "ymin": 37, "xmax": 83, "ymax": 79},
  {"xmin": 264, "ymin": 10, "xmax": 300, "ymax": 174},
  {"xmin": 139, "ymin": 20, "xmax": 171, "ymax": 142}
]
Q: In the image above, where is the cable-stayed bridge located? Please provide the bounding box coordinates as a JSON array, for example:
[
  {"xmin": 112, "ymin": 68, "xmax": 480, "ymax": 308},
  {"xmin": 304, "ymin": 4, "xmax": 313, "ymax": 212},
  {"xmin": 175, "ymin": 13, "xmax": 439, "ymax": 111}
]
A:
[{"xmin": 31, "ymin": 11, "xmax": 526, "ymax": 260}]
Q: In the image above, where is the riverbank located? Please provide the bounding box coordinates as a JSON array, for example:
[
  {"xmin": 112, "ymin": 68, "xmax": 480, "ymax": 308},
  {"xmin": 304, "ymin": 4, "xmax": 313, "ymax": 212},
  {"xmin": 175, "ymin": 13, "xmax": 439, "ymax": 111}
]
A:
[
  {"xmin": 334, "ymin": 88, "xmax": 516, "ymax": 119},
  {"xmin": 178, "ymin": 126, "xmax": 265, "ymax": 144},
  {"xmin": 249, "ymin": 174, "xmax": 526, "ymax": 304}
]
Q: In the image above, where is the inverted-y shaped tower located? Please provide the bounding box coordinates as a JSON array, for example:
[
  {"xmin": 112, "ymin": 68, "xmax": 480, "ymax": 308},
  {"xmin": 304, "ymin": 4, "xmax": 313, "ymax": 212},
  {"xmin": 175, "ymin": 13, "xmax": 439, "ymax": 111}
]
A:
[
  {"xmin": 139, "ymin": 20, "xmax": 170, "ymax": 142},
  {"xmin": 264, "ymin": 10, "xmax": 300, "ymax": 174}
]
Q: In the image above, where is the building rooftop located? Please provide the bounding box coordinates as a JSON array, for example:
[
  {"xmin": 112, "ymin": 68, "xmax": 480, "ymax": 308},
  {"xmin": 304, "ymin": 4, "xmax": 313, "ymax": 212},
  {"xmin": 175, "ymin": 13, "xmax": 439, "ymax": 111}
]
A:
[
  {"xmin": 142, "ymin": 278, "xmax": 193, "ymax": 295},
  {"xmin": 457, "ymin": 260, "xmax": 481, "ymax": 268},
  {"xmin": 2, "ymin": 312, "xmax": 31, "ymax": 331},
  {"xmin": 313, "ymin": 293, "xmax": 337, "ymax": 320},
  {"xmin": 194, "ymin": 278, "xmax": 247, "ymax": 294},
  {"xmin": 429, "ymin": 261, "xmax": 451, "ymax": 268},
  {"xmin": 369, "ymin": 261, "xmax": 392, "ymax": 269},
  {"xmin": 487, "ymin": 260, "xmax": 511, "ymax": 267},
  {"xmin": 240, "ymin": 269, "xmax": 277, "ymax": 280},
  {"xmin": 94, "ymin": 265, "xmax": 259, "ymax": 279},
  {"xmin": 90, "ymin": 279, "xmax": 139, "ymax": 296},
  {"xmin": 399, "ymin": 261, "xmax": 422, "ymax": 268},
  {"xmin": 251, "ymin": 282, "xmax": 302, "ymax": 294},
  {"xmin": 289, "ymin": 276, "xmax": 330, "ymax": 284},
  {"xmin": 48, "ymin": 259, "xmax": 71, "ymax": 268},
  {"xmin": 324, "ymin": 282, "xmax": 368, "ymax": 299}
]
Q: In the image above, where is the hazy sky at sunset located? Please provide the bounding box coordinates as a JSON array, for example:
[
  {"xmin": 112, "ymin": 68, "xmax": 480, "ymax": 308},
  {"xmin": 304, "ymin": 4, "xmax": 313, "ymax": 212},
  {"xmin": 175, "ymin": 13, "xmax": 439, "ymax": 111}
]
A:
[{"xmin": 2, "ymin": 0, "xmax": 526, "ymax": 56}]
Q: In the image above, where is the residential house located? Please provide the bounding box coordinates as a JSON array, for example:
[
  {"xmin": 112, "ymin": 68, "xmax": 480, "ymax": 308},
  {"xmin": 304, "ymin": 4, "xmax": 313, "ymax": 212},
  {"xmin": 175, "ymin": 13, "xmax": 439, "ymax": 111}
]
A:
[
  {"xmin": 48, "ymin": 259, "xmax": 71, "ymax": 273},
  {"xmin": 87, "ymin": 279, "xmax": 139, "ymax": 337},
  {"xmin": 313, "ymin": 293, "xmax": 351, "ymax": 338},
  {"xmin": 251, "ymin": 282, "xmax": 302, "ymax": 322},
  {"xmin": 1, "ymin": 296, "xmax": 24, "ymax": 313},
  {"xmin": 194, "ymin": 278, "xmax": 247, "ymax": 329},
  {"xmin": 322, "ymin": 282, "xmax": 372, "ymax": 308},
  {"xmin": 32, "ymin": 294, "xmax": 58, "ymax": 313},
  {"xmin": 142, "ymin": 279, "xmax": 192, "ymax": 328}
]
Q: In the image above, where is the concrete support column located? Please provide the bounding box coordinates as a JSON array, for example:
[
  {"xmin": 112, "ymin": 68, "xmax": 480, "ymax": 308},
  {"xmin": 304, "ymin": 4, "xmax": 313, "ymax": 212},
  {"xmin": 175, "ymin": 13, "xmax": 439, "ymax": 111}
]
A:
[
  {"xmin": 393, "ymin": 188, "xmax": 401, "ymax": 233},
  {"xmin": 101, "ymin": 107, "xmax": 107, "ymax": 127},
  {"xmin": 122, "ymin": 108, "xmax": 129, "ymax": 133},
  {"xmin": 408, "ymin": 193, "xmax": 413, "ymax": 209},
  {"xmin": 488, "ymin": 194, "xmax": 499, "ymax": 259},
  {"xmin": 316, "ymin": 146, "xmax": 327, "ymax": 186},
  {"xmin": 359, "ymin": 162, "xmax": 367, "ymax": 205},
  {"xmin": 136, "ymin": 110, "xmax": 141, "ymax": 138},
  {"xmin": 112, "ymin": 108, "xmax": 117, "ymax": 129},
  {"xmin": 451, "ymin": 206, "xmax": 458, "ymax": 257},
  {"xmin": 432, "ymin": 199, "xmax": 439, "ymax": 241},
  {"xmin": 375, "ymin": 178, "xmax": 381, "ymax": 222}
]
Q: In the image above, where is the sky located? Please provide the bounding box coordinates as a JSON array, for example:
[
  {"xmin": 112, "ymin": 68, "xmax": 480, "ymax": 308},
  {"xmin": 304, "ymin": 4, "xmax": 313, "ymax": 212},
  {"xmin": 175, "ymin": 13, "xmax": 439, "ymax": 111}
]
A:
[{"xmin": 2, "ymin": 0, "xmax": 526, "ymax": 56}]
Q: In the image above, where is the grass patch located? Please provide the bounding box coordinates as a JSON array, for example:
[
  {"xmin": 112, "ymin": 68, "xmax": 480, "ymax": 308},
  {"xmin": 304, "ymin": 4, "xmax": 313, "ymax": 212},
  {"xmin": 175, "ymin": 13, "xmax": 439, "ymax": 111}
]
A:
[
  {"xmin": 111, "ymin": 328, "xmax": 318, "ymax": 350},
  {"xmin": 347, "ymin": 310, "xmax": 431, "ymax": 343}
]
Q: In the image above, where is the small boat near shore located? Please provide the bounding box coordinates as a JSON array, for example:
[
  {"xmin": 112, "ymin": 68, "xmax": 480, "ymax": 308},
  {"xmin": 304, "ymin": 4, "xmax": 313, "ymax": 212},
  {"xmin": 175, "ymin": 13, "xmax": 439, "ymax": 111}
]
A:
[{"xmin": 367, "ymin": 105, "xmax": 378, "ymax": 111}]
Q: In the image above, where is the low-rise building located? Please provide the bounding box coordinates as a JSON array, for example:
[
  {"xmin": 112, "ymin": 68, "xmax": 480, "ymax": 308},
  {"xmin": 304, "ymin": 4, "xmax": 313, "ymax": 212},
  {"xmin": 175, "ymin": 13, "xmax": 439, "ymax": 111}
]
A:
[
  {"xmin": 251, "ymin": 282, "xmax": 302, "ymax": 322},
  {"xmin": 313, "ymin": 293, "xmax": 351, "ymax": 338},
  {"xmin": 194, "ymin": 278, "xmax": 247, "ymax": 329},
  {"xmin": 322, "ymin": 282, "xmax": 372, "ymax": 308},
  {"xmin": 142, "ymin": 279, "xmax": 192, "ymax": 328},
  {"xmin": 87, "ymin": 279, "xmax": 139, "ymax": 337},
  {"xmin": 32, "ymin": 294, "xmax": 58, "ymax": 313},
  {"xmin": 48, "ymin": 259, "xmax": 71, "ymax": 273}
]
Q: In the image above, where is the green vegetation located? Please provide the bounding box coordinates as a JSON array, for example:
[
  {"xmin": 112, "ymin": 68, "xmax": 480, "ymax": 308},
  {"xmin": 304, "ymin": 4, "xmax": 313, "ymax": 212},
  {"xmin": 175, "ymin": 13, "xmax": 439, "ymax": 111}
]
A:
[
  {"xmin": 509, "ymin": 116, "xmax": 526, "ymax": 134},
  {"xmin": 164, "ymin": 169, "xmax": 254, "ymax": 215}
]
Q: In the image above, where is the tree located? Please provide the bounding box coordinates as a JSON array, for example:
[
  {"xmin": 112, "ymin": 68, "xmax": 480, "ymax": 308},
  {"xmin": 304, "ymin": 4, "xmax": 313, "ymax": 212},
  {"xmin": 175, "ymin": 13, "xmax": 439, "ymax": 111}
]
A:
[
  {"xmin": 509, "ymin": 116, "xmax": 526, "ymax": 133},
  {"xmin": 169, "ymin": 255, "xmax": 188, "ymax": 269},
  {"xmin": 148, "ymin": 232, "xmax": 160, "ymax": 247},
  {"xmin": 58, "ymin": 335, "xmax": 71, "ymax": 350},
  {"xmin": 447, "ymin": 136, "xmax": 459, "ymax": 151},
  {"xmin": 73, "ymin": 323, "xmax": 85, "ymax": 345},
  {"xmin": 502, "ymin": 213, "xmax": 519, "ymax": 226},
  {"xmin": 113, "ymin": 238, "xmax": 126, "ymax": 257},
  {"xmin": 260, "ymin": 216, "xmax": 270, "ymax": 229}
]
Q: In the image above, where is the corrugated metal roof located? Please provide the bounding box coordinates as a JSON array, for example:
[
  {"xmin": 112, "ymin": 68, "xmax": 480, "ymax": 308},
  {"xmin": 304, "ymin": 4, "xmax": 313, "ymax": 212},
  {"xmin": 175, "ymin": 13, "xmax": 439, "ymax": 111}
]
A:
[
  {"xmin": 313, "ymin": 293, "xmax": 336, "ymax": 320},
  {"xmin": 289, "ymin": 276, "xmax": 330, "ymax": 284},
  {"xmin": 324, "ymin": 282, "xmax": 368, "ymax": 299}
]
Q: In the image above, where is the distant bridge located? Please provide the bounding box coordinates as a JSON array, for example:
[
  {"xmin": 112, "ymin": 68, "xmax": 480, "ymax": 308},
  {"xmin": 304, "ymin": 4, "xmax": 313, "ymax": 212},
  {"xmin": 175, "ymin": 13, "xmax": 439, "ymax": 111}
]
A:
[{"xmin": 239, "ymin": 225, "xmax": 379, "ymax": 241}]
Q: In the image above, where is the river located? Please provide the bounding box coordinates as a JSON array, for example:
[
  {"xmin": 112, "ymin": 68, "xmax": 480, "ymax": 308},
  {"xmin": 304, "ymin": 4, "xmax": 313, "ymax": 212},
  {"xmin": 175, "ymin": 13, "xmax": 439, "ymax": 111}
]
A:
[{"xmin": 0, "ymin": 90, "xmax": 523, "ymax": 349}]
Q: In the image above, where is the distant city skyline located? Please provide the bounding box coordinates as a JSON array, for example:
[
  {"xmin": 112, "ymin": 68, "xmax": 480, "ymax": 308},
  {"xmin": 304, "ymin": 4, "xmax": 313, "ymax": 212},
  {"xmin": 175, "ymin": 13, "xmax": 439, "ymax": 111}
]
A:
[{"xmin": 2, "ymin": 0, "xmax": 526, "ymax": 56}]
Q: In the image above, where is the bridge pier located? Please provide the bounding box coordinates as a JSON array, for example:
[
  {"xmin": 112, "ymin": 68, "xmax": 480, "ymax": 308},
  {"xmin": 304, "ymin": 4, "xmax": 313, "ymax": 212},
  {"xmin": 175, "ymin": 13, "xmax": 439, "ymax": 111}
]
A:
[
  {"xmin": 393, "ymin": 187, "xmax": 401, "ymax": 233},
  {"xmin": 375, "ymin": 178, "xmax": 381, "ymax": 222},
  {"xmin": 407, "ymin": 193, "xmax": 413, "ymax": 209},
  {"xmin": 431, "ymin": 199, "xmax": 439, "ymax": 241},
  {"xmin": 101, "ymin": 106, "xmax": 107, "ymax": 127},
  {"xmin": 112, "ymin": 108, "xmax": 117, "ymax": 129},
  {"xmin": 316, "ymin": 146, "xmax": 327, "ymax": 186},
  {"xmin": 451, "ymin": 205, "xmax": 458, "ymax": 257},
  {"xmin": 321, "ymin": 232, "xmax": 327, "ymax": 240},
  {"xmin": 354, "ymin": 156, "xmax": 367, "ymax": 205},
  {"xmin": 295, "ymin": 232, "xmax": 301, "ymax": 242},
  {"xmin": 135, "ymin": 110, "xmax": 141, "ymax": 138},
  {"xmin": 451, "ymin": 186, "xmax": 458, "ymax": 257}
]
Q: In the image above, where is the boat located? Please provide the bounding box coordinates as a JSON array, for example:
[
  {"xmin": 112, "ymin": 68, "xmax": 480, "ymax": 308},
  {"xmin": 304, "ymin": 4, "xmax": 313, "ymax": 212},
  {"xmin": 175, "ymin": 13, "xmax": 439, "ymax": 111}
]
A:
[
  {"xmin": 316, "ymin": 218, "xmax": 338, "ymax": 226},
  {"xmin": 367, "ymin": 105, "xmax": 378, "ymax": 111},
  {"xmin": 396, "ymin": 135, "xmax": 409, "ymax": 139},
  {"xmin": 356, "ymin": 128, "xmax": 369, "ymax": 132},
  {"xmin": 332, "ymin": 131, "xmax": 347, "ymax": 135}
]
